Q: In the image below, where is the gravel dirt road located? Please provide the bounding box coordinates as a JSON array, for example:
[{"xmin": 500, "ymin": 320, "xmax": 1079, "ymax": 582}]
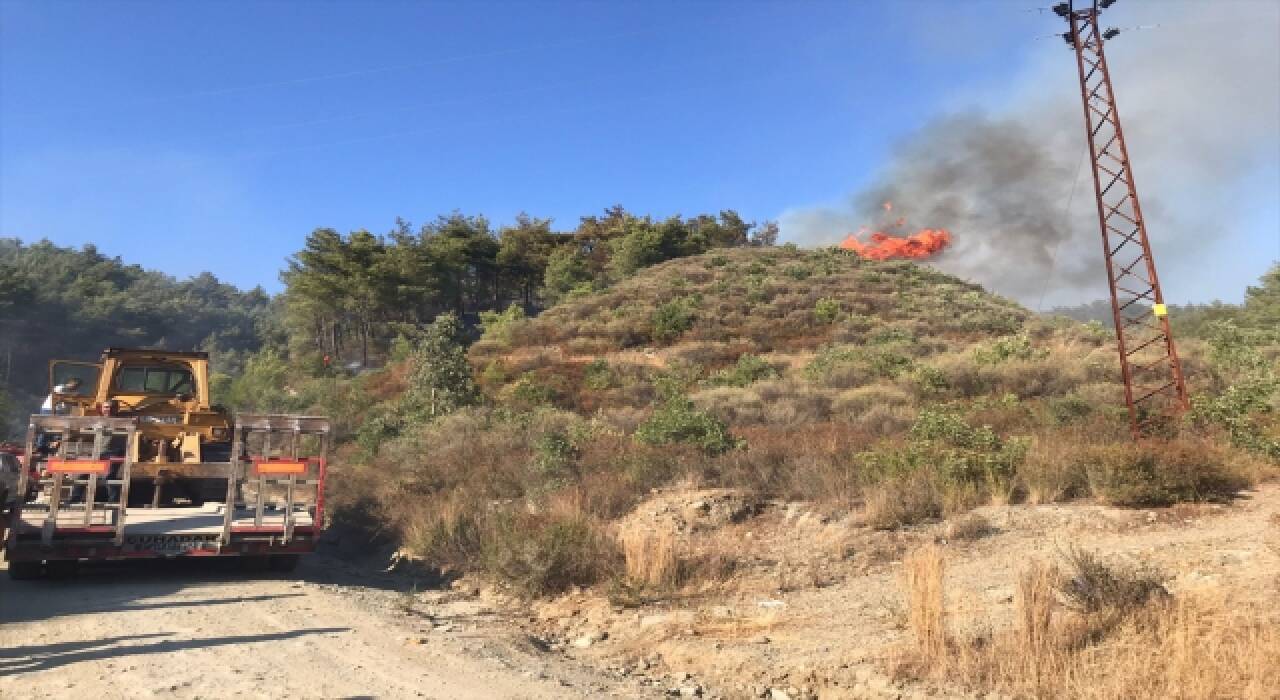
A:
[{"xmin": 0, "ymin": 554, "xmax": 649, "ymax": 699}]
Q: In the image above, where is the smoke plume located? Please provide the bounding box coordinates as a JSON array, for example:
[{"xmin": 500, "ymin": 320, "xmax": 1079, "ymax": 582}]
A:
[{"xmin": 779, "ymin": 0, "xmax": 1280, "ymax": 305}]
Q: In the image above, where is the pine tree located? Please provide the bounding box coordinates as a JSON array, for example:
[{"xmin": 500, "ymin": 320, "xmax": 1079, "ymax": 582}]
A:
[{"xmin": 403, "ymin": 313, "xmax": 478, "ymax": 420}]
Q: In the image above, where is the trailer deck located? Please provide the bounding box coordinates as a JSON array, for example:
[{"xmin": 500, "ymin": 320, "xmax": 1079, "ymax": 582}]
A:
[{"xmin": 13, "ymin": 504, "xmax": 315, "ymax": 534}]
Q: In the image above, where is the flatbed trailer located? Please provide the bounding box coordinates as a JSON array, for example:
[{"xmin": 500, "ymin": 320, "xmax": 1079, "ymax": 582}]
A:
[{"xmin": 3, "ymin": 414, "xmax": 329, "ymax": 579}]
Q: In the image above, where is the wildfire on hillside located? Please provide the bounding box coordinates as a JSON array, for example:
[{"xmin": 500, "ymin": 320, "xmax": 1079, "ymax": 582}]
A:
[{"xmin": 838, "ymin": 201, "xmax": 952, "ymax": 260}]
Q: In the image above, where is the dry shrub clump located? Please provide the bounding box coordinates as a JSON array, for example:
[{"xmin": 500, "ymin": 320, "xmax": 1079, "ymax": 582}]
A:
[
  {"xmin": 1080, "ymin": 438, "xmax": 1254, "ymax": 507},
  {"xmin": 616, "ymin": 529, "xmax": 738, "ymax": 595},
  {"xmin": 864, "ymin": 471, "xmax": 942, "ymax": 530},
  {"xmin": 481, "ymin": 508, "xmax": 622, "ymax": 597},
  {"xmin": 943, "ymin": 513, "xmax": 994, "ymax": 541}
]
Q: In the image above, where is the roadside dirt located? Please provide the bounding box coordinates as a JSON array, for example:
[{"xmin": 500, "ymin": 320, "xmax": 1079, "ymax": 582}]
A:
[{"xmin": 0, "ymin": 553, "xmax": 657, "ymax": 699}]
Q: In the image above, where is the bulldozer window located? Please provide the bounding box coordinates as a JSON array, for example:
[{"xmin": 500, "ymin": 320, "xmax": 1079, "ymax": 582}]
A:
[
  {"xmin": 116, "ymin": 367, "xmax": 195, "ymax": 394},
  {"xmin": 50, "ymin": 362, "xmax": 100, "ymax": 396}
]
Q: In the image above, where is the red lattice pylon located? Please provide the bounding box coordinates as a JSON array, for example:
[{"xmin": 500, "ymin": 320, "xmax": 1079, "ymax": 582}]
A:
[{"xmin": 1058, "ymin": 1, "xmax": 1189, "ymax": 438}]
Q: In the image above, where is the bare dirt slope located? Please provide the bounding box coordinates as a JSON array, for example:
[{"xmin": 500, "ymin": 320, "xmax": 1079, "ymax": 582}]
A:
[
  {"xmin": 0, "ymin": 555, "xmax": 656, "ymax": 700},
  {"xmin": 520, "ymin": 483, "xmax": 1280, "ymax": 699}
]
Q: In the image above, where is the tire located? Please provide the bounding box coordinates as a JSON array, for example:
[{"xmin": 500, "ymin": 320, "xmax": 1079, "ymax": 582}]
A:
[
  {"xmin": 45, "ymin": 560, "xmax": 78, "ymax": 579},
  {"xmin": 269, "ymin": 554, "xmax": 300, "ymax": 573},
  {"xmin": 8, "ymin": 560, "xmax": 43, "ymax": 580},
  {"xmin": 240, "ymin": 554, "xmax": 270, "ymax": 572}
]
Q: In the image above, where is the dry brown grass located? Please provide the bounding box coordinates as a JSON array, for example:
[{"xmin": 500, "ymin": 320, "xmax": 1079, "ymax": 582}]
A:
[
  {"xmin": 1058, "ymin": 596, "xmax": 1280, "ymax": 699},
  {"xmin": 901, "ymin": 544, "xmax": 947, "ymax": 668},
  {"xmin": 898, "ymin": 551, "xmax": 1280, "ymax": 699},
  {"xmin": 619, "ymin": 528, "xmax": 680, "ymax": 588}
]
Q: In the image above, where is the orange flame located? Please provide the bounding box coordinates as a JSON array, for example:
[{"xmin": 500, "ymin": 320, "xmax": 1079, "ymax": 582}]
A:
[
  {"xmin": 840, "ymin": 229, "xmax": 952, "ymax": 260},
  {"xmin": 838, "ymin": 200, "xmax": 951, "ymax": 260}
]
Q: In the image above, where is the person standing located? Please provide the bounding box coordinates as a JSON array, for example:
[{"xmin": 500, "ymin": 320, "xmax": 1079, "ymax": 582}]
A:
[{"xmin": 40, "ymin": 376, "xmax": 82, "ymax": 415}]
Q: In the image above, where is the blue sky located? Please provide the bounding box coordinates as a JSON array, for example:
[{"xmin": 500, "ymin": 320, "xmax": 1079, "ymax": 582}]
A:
[{"xmin": 1, "ymin": 0, "xmax": 1276, "ymax": 303}]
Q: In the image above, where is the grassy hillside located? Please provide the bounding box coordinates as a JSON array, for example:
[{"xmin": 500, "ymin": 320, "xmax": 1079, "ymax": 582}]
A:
[{"xmin": 336, "ymin": 247, "xmax": 1277, "ymax": 595}]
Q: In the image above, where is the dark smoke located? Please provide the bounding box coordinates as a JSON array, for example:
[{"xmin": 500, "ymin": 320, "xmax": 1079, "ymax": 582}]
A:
[{"xmin": 780, "ymin": 0, "xmax": 1280, "ymax": 306}]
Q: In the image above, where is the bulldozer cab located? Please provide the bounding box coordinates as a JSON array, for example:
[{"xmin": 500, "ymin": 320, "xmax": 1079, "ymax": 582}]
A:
[
  {"xmin": 46, "ymin": 350, "xmax": 212, "ymax": 415},
  {"xmin": 96, "ymin": 349, "xmax": 211, "ymax": 410},
  {"xmin": 46, "ymin": 361, "xmax": 101, "ymax": 414}
]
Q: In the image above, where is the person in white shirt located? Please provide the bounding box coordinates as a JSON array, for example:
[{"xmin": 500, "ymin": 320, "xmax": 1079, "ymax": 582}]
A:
[{"xmin": 40, "ymin": 377, "xmax": 83, "ymax": 415}]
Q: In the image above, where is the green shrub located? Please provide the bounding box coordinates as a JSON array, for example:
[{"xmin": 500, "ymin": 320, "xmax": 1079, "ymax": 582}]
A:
[
  {"xmin": 532, "ymin": 432, "xmax": 579, "ymax": 480},
  {"xmin": 784, "ymin": 264, "xmax": 813, "ymax": 281},
  {"xmin": 867, "ymin": 325, "xmax": 915, "ymax": 345},
  {"xmin": 635, "ymin": 396, "xmax": 739, "ymax": 454},
  {"xmin": 508, "ymin": 372, "xmax": 558, "ymax": 407},
  {"xmin": 708, "ymin": 354, "xmax": 778, "ymax": 388},
  {"xmin": 583, "ymin": 358, "xmax": 614, "ymax": 391},
  {"xmin": 1048, "ymin": 393, "xmax": 1094, "ymax": 424},
  {"xmin": 909, "ymin": 408, "xmax": 1028, "ymax": 497},
  {"xmin": 867, "ymin": 349, "xmax": 915, "ymax": 379},
  {"xmin": 651, "ymin": 297, "xmax": 698, "ymax": 343},
  {"xmin": 814, "ymin": 297, "xmax": 842, "ymax": 323},
  {"xmin": 973, "ymin": 333, "xmax": 1047, "ymax": 365},
  {"xmin": 805, "ymin": 344, "xmax": 915, "ymax": 385},
  {"xmin": 913, "ymin": 365, "xmax": 950, "ymax": 393},
  {"xmin": 478, "ymin": 303, "xmax": 527, "ymax": 345},
  {"xmin": 1081, "ymin": 440, "xmax": 1253, "ymax": 506}
]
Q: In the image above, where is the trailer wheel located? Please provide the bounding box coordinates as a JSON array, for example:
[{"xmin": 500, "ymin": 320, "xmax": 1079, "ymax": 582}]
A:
[
  {"xmin": 45, "ymin": 560, "xmax": 78, "ymax": 578},
  {"xmin": 269, "ymin": 554, "xmax": 300, "ymax": 573},
  {"xmin": 7, "ymin": 561, "xmax": 43, "ymax": 580}
]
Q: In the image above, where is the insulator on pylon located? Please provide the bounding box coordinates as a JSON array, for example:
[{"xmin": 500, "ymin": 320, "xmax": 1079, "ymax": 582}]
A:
[
  {"xmin": 1062, "ymin": 31, "xmax": 1075, "ymax": 46},
  {"xmin": 1100, "ymin": 0, "xmax": 1117, "ymax": 9},
  {"xmin": 1103, "ymin": 27, "xmax": 1121, "ymax": 40},
  {"xmin": 1052, "ymin": 2, "xmax": 1071, "ymax": 18}
]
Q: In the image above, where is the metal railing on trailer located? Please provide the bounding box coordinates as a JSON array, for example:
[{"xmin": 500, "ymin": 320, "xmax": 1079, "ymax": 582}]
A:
[
  {"xmin": 9, "ymin": 416, "xmax": 137, "ymax": 549},
  {"xmin": 221, "ymin": 414, "xmax": 330, "ymax": 548},
  {"xmin": 5, "ymin": 413, "xmax": 329, "ymax": 572}
]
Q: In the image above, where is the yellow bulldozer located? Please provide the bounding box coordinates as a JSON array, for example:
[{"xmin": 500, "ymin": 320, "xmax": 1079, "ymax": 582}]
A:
[{"xmin": 41, "ymin": 348, "xmax": 235, "ymax": 504}]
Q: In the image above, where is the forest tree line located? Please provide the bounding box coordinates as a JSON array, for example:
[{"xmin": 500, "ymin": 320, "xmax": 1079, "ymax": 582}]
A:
[{"xmin": 279, "ymin": 207, "xmax": 776, "ymax": 368}]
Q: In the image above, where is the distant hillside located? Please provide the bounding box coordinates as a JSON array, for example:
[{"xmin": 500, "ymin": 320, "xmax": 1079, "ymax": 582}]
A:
[{"xmin": 329, "ymin": 246, "xmax": 1276, "ymax": 599}]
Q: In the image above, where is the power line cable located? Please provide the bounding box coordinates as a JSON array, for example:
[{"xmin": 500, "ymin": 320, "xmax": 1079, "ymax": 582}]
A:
[{"xmin": 1036, "ymin": 144, "xmax": 1088, "ymax": 312}]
